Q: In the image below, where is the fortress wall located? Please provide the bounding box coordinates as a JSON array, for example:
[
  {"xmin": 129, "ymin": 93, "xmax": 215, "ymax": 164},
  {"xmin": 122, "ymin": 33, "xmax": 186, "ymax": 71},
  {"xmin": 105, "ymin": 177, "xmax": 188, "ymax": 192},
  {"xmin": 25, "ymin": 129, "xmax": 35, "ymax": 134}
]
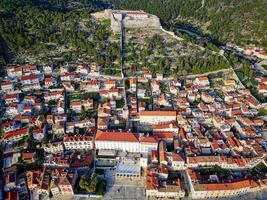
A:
[
  {"xmin": 125, "ymin": 17, "xmax": 161, "ymax": 29},
  {"xmin": 104, "ymin": 9, "xmax": 112, "ymax": 18},
  {"xmin": 111, "ymin": 13, "xmax": 122, "ymax": 32},
  {"xmin": 109, "ymin": 10, "xmax": 161, "ymax": 32}
]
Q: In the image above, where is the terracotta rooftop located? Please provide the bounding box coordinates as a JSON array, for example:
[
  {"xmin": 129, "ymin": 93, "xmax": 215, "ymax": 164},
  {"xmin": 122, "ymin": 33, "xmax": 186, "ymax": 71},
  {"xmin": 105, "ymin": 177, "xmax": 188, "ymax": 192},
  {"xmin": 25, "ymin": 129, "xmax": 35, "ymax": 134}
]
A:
[
  {"xmin": 139, "ymin": 136, "xmax": 157, "ymax": 143},
  {"xmin": 105, "ymin": 80, "xmax": 116, "ymax": 85},
  {"xmin": 95, "ymin": 131, "xmax": 139, "ymax": 142},
  {"xmin": 4, "ymin": 128, "xmax": 28, "ymax": 140},
  {"xmin": 153, "ymin": 132, "xmax": 173, "ymax": 140},
  {"xmin": 194, "ymin": 179, "xmax": 258, "ymax": 191},
  {"xmin": 22, "ymin": 152, "xmax": 35, "ymax": 160},
  {"xmin": 140, "ymin": 111, "xmax": 176, "ymax": 116},
  {"xmin": 197, "ymin": 77, "xmax": 209, "ymax": 81}
]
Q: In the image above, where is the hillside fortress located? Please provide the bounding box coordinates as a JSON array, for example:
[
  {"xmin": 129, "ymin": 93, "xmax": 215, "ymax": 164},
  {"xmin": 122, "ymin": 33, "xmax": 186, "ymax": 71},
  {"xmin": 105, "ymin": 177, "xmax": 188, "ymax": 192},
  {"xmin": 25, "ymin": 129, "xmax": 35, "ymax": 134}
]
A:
[{"xmin": 92, "ymin": 9, "xmax": 161, "ymax": 32}]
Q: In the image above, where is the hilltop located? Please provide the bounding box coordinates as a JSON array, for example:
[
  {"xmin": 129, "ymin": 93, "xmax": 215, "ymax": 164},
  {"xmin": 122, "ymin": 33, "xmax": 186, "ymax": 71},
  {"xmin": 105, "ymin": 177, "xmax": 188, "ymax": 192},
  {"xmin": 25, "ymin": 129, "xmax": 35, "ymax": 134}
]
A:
[{"xmin": 92, "ymin": 9, "xmax": 230, "ymax": 77}]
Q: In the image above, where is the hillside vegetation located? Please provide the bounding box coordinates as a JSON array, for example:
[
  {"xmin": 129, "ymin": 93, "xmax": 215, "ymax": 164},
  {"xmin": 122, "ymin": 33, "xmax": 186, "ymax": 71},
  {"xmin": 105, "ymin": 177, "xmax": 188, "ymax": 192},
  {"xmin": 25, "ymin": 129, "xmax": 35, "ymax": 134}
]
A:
[
  {"xmin": 111, "ymin": 0, "xmax": 267, "ymax": 49},
  {"xmin": 123, "ymin": 28, "xmax": 230, "ymax": 77},
  {"xmin": 0, "ymin": 0, "xmax": 120, "ymax": 68}
]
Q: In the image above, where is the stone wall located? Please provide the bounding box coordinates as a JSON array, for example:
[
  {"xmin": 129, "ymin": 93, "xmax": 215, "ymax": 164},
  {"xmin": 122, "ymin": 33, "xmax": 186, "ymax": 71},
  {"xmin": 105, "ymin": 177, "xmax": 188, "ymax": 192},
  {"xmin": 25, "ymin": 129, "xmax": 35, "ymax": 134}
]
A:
[
  {"xmin": 108, "ymin": 10, "xmax": 161, "ymax": 33},
  {"xmin": 124, "ymin": 16, "xmax": 161, "ymax": 30},
  {"xmin": 111, "ymin": 12, "xmax": 122, "ymax": 32}
]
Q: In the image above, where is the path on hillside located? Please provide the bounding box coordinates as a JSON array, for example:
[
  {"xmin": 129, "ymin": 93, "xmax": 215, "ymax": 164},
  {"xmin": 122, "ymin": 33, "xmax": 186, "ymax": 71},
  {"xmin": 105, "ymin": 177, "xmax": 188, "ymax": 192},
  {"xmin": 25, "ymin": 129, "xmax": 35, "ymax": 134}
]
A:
[
  {"xmin": 120, "ymin": 14, "xmax": 130, "ymax": 126},
  {"xmin": 180, "ymin": 68, "xmax": 231, "ymax": 79}
]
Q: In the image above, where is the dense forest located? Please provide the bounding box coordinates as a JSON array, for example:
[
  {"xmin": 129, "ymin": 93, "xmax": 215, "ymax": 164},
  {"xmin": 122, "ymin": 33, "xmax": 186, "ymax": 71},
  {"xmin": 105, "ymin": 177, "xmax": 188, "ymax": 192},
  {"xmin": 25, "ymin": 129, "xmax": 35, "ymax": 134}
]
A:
[
  {"xmin": 0, "ymin": 0, "xmax": 120, "ymax": 69},
  {"xmin": 111, "ymin": 0, "xmax": 267, "ymax": 49}
]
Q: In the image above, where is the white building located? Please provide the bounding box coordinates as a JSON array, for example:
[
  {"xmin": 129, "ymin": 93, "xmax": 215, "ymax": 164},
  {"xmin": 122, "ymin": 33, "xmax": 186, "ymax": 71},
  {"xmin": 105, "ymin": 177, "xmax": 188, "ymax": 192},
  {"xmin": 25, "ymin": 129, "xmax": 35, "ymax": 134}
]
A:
[
  {"xmin": 139, "ymin": 136, "xmax": 158, "ymax": 153},
  {"xmin": 6, "ymin": 66, "xmax": 23, "ymax": 77},
  {"xmin": 187, "ymin": 169, "xmax": 258, "ymax": 199},
  {"xmin": 99, "ymin": 88, "xmax": 120, "ymax": 99},
  {"xmin": 139, "ymin": 111, "xmax": 177, "ymax": 125},
  {"xmin": 129, "ymin": 78, "xmax": 137, "ymax": 92},
  {"xmin": 4, "ymin": 94, "xmax": 19, "ymax": 104},
  {"xmin": 0, "ymin": 81, "xmax": 14, "ymax": 92},
  {"xmin": 95, "ymin": 131, "xmax": 139, "ymax": 152},
  {"xmin": 21, "ymin": 75, "xmax": 39, "ymax": 85},
  {"xmin": 152, "ymin": 122, "xmax": 179, "ymax": 134},
  {"xmin": 43, "ymin": 142, "xmax": 64, "ymax": 154},
  {"xmin": 170, "ymin": 152, "xmax": 185, "ymax": 170},
  {"xmin": 193, "ymin": 77, "xmax": 210, "ymax": 86},
  {"xmin": 104, "ymin": 80, "xmax": 116, "ymax": 89},
  {"xmin": 151, "ymin": 80, "xmax": 160, "ymax": 95},
  {"xmin": 63, "ymin": 135, "xmax": 93, "ymax": 150},
  {"xmin": 43, "ymin": 64, "xmax": 53, "ymax": 74},
  {"xmin": 4, "ymin": 128, "xmax": 29, "ymax": 143},
  {"xmin": 80, "ymin": 80, "xmax": 100, "ymax": 92},
  {"xmin": 44, "ymin": 91, "xmax": 64, "ymax": 102}
]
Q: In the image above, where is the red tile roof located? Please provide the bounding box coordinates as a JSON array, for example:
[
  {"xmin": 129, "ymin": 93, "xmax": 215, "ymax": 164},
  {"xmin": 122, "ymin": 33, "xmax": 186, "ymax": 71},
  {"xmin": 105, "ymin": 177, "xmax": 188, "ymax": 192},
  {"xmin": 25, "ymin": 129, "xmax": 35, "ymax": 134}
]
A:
[
  {"xmin": 0, "ymin": 81, "xmax": 12, "ymax": 86},
  {"xmin": 172, "ymin": 152, "xmax": 184, "ymax": 162},
  {"xmin": 152, "ymin": 121, "xmax": 178, "ymax": 129},
  {"xmin": 109, "ymin": 88, "xmax": 119, "ymax": 93},
  {"xmin": 64, "ymin": 135, "xmax": 91, "ymax": 142},
  {"xmin": 197, "ymin": 76, "xmax": 209, "ymax": 81},
  {"xmin": 44, "ymin": 77, "xmax": 53, "ymax": 82},
  {"xmin": 22, "ymin": 153, "xmax": 34, "ymax": 160},
  {"xmin": 195, "ymin": 179, "xmax": 258, "ymax": 191},
  {"xmin": 129, "ymin": 78, "xmax": 137, "ymax": 84},
  {"xmin": 140, "ymin": 111, "xmax": 176, "ymax": 116},
  {"xmin": 70, "ymin": 153, "xmax": 93, "ymax": 168},
  {"xmin": 259, "ymin": 83, "xmax": 267, "ymax": 90},
  {"xmin": 4, "ymin": 94, "xmax": 18, "ymax": 99},
  {"xmin": 153, "ymin": 132, "xmax": 173, "ymax": 140},
  {"xmin": 81, "ymin": 80, "xmax": 99, "ymax": 86},
  {"xmin": 22, "ymin": 65, "xmax": 36, "ymax": 71},
  {"xmin": 21, "ymin": 74, "xmax": 39, "ymax": 81},
  {"xmin": 105, "ymin": 80, "xmax": 116, "ymax": 85},
  {"xmin": 4, "ymin": 128, "xmax": 28, "ymax": 140},
  {"xmin": 95, "ymin": 131, "xmax": 138, "ymax": 142},
  {"xmin": 139, "ymin": 136, "xmax": 157, "ymax": 143}
]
